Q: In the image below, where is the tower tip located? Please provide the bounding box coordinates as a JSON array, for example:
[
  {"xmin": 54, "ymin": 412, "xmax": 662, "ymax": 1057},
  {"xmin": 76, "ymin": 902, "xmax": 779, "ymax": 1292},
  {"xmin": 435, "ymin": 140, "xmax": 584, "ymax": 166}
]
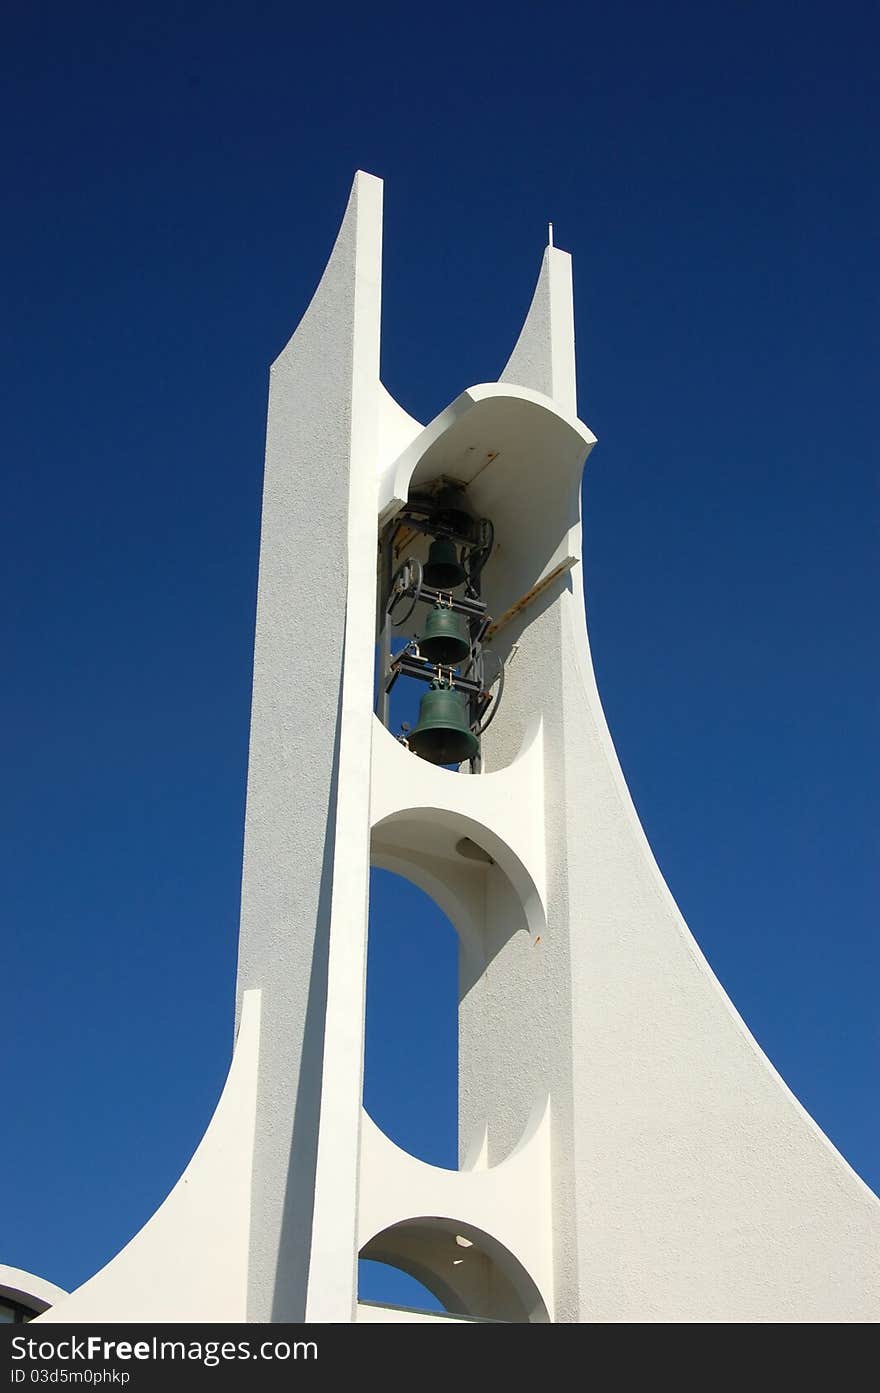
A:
[{"xmin": 548, "ymin": 221, "xmax": 554, "ymax": 248}]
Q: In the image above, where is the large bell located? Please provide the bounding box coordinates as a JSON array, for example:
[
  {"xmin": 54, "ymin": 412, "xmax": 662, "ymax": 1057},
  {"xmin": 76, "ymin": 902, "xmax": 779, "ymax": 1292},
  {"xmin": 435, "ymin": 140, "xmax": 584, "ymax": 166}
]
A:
[
  {"xmin": 423, "ymin": 537, "xmax": 466, "ymax": 591},
  {"xmin": 418, "ymin": 604, "xmax": 471, "ymax": 667},
  {"xmin": 408, "ymin": 680, "xmax": 479, "ymax": 766}
]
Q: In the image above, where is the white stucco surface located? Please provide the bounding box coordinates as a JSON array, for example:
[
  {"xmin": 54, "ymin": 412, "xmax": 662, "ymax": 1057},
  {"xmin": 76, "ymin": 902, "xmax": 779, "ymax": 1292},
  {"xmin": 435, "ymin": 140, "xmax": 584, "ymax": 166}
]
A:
[
  {"xmin": 233, "ymin": 171, "xmax": 383, "ymax": 1322},
  {"xmin": 358, "ymin": 1106, "xmax": 553, "ymax": 1321},
  {"xmin": 468, "ymin": 242, "xmax": 880, "ymax": 1322},
  {"xmin": 20, "ymin": 172, "xmax": 877, "ymax": 1324},
  {"xmin": 500, "ymin": 244, "xmax": 577, "ymax": 416},
  {"xmin": 368, "ymin": 197, "xmax": 879, "ymax": 1321}
]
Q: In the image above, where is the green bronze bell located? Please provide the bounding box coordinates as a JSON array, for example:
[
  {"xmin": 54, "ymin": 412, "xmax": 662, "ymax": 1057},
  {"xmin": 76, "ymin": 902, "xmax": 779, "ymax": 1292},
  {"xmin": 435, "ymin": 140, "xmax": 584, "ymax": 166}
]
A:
[
  {"xmin": 418, "ymin": 604, "xmax": 471, "ymax": 667},
  {"xmin": 423, "ymin": 537, "xmax": 466, "ymax": 591},
  {"xmin": 408, "ymin": 680, "xmax": 479, "ymax": 766}
]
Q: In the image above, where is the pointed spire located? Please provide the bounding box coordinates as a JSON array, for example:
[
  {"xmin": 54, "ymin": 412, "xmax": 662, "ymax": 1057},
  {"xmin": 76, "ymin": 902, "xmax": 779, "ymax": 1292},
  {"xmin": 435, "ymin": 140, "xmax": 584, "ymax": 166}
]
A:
[
  {"xmin": 500, "ymin": 242, "xmax": 577, "ymax": 417},
  {"xmin": 273, "ymin": 169, "xmax": 383, "ymax": 371}
]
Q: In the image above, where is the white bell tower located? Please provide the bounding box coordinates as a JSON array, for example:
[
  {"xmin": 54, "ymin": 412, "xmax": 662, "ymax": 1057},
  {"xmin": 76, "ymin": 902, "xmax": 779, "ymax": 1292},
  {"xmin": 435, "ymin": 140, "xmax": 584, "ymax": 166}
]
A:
[{"xmin": 39, "ymin": 171, "xmax": 880, "ymax": 1324}]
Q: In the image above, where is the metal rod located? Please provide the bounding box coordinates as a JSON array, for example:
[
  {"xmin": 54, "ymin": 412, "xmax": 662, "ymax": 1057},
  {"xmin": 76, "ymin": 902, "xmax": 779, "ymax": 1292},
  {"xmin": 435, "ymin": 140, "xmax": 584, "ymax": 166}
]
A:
[
  {"xmin": 484, "ymin": 557, "xmax": 578, "ymax": 640},
  {"xmin": 377, "ymin": 624, "xmax": 391, "ymax": 727},
  {"xmin": 392, "ymin": 582, "xmax": 487, "ymax": 619},
  {"xmin": 387, "ymin": 654, "xmax": 486, "ymax": 699},
  {"xmin": 376, "ymin": 526, "xmax": 394, "ymax": 726},
  {"xmin": 419, "ymin": 586, "xmax": 487, "ymax": 617}
]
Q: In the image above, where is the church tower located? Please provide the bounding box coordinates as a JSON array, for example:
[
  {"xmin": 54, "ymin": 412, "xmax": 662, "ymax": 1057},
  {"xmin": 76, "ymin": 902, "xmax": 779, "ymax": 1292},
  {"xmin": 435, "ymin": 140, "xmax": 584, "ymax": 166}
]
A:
[{"xmin": 38, "ymin": 172, "xmax": 880, "ymax": 1324}]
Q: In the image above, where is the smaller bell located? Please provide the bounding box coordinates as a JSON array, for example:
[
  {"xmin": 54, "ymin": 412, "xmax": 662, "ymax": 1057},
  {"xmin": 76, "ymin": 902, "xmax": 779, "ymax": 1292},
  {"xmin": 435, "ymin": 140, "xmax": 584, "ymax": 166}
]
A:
[
  {"xmin": 423, "ymin": 537, "xmax": 466, "ymax": 591},
  {"xmin": 418, "ymin": 604, "xmax": 471, "ymax": 667},
  {"xmin": 408, "ymin": 680, "xmax": 479, "ymax": 766},
  {"xmin": 434, "ymin": 486, "xmax": 473, "ymax": 538}
]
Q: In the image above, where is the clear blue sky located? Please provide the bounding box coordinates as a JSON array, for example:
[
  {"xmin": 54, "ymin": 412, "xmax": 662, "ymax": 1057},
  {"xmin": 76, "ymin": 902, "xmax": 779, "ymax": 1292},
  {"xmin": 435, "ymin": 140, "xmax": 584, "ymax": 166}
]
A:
[{"xmin": 3, "ymin": 1, "xmax": 877, "ymax": 1308}]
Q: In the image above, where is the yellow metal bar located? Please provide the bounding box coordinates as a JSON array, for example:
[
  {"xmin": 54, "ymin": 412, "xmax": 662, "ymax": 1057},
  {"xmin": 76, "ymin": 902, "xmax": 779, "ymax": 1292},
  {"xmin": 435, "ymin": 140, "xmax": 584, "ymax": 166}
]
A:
[{"xmin": 485, "ymin": 557, "xmax": 578, "ymax": 640}]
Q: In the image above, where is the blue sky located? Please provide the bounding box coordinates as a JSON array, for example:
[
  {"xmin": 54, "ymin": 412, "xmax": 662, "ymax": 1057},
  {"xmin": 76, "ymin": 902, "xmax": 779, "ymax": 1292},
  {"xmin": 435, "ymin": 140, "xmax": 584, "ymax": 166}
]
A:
[{"xmin": 3, "ymin": 1, "xmax": 877, "ymax": 1308}]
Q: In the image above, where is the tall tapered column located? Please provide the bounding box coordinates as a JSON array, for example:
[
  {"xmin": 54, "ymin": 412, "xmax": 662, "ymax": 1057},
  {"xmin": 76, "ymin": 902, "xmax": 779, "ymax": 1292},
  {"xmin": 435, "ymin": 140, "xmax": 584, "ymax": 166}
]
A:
[{"xmin": 235, "ymin": 171, "xmax": 382, "ymax": 1322}]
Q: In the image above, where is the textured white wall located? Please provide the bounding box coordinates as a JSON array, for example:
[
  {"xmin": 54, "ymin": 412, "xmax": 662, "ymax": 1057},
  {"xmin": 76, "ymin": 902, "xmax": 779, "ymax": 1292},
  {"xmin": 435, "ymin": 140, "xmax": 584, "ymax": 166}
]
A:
[
  {"xmin": 234, "ymin": 171, "xmax": 382, "ymax": 1321},
  {"xmin": 466, "ymin": 249, "xmax": 880, "ymax": 1322},
  {"xmin": 358, "ymin": 1109, "xmax": 553, "ymax": 1321}
]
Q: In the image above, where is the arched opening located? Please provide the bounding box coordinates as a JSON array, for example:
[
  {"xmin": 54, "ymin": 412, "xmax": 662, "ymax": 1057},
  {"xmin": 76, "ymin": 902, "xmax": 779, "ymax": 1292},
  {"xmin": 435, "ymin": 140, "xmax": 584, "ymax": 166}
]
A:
[
  {"xmin": 375, "ymin": 387, "xmax": 594, "ymax": 775},
  {"xmin": 364, "ymin": 868, "xmax": 458, "ymax": 1169},
  {"xmin": 371, "ymin": 810, "xmax": 538, "ymax": 985},
  {"xmin": 367, "ymin": 813, "xmax": 541, "ymax": 1173},
  {"xmin": 359, "ymin": 1219, "xmax": 550, "ymax": 1323}
]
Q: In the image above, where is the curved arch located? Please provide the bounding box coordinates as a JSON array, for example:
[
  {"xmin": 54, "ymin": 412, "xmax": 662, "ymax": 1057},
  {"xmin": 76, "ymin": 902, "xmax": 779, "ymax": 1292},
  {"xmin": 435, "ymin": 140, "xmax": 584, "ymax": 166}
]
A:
[
  {"xmin": 370, "ymin": 845, "xmax": 485, "ymax": 952},
  {"xmin": 378, "ymin": 383, "xmax": 595, "ymax": 632},
  {"xmin": 371, "ymin": 806, "xmax": 545, "ymax": 952},
  {"xmin": 360, "ymin": 1217, "xmax": 550, "ymax": 1323}
]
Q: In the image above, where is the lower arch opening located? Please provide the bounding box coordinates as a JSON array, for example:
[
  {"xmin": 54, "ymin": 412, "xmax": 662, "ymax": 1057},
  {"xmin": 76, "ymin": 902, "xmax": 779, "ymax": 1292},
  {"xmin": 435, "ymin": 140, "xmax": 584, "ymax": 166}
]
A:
[{"xmin": 359, "ymin": 1219, "xmax": 550, "ymax": 1323}]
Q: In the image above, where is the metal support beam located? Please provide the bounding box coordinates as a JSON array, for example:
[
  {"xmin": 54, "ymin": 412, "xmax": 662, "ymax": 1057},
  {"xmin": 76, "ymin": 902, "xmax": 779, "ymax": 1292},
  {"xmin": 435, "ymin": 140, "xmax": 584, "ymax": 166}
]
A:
[{"xmin": 485, "ymin": 557, "xmax": 578, "ymax": 641}]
